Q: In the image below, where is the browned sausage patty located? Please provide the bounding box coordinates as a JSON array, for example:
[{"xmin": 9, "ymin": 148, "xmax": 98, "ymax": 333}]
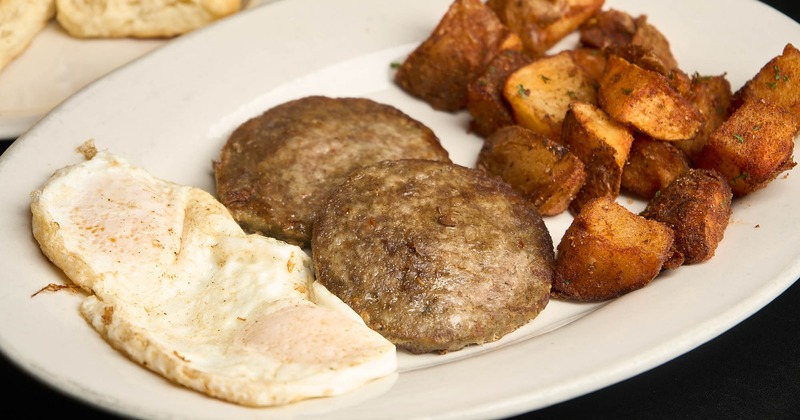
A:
[
  {"xmin": 312, "ymin": 159, "xmax": 555, "ymax": 354},
  {"xmin": 213, "ymin": 96, "xmax": 450, "ymax": 248}
]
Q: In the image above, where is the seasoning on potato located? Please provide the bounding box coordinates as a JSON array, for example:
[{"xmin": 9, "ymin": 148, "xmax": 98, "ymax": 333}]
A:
[
  {"xmin": 487, "ymin": 0, "xmax": 605, "ymax": 58},
  {"xmin": 553, "ymin": 195, "xmax": 677, "ymax": 302},
  {"xmin": 579, "ymin": 8, "xmax": 678, "ymax": 71},
  {"xmin": 395, "ymin": 0, "xmax": 800, "ymax": 304},
  {"xmin": 672, "ymin": 73, "xmax": 734, "ymax": 165},
  {"xmin": 467, "ymin": 49, "xmax": 533, "ymax": 138},
  {"xmin": 694, "ymin": 97, "xmax": 797, "ymax": 197},
  {"xmin": 598, "ymin": 55, "xmax": 703, "ymax": 141},
  {"xmin": 559, "ymin": 101, "xmax": 633, "ymax": 214},
  {"xmin": 733, "ymin": 43, "xmax": 800, "ymax": 122},
  {"xmin": 476, "ymin": 125, "xmax": 586, "ymax": 216},
  {"xmin": 504, "ymin": 49, "xmax": 598, "ymax": 141},
  {"xmin": 621, "ymin": 133, "xmax": 690, "ymax": 200},
  {"xmin": 394, "ymin": 0, "xmax": 520, "ymax": 112},
  {"xmin": 640, "ymin": 168, "xmax": 733, "ymax": 265}
]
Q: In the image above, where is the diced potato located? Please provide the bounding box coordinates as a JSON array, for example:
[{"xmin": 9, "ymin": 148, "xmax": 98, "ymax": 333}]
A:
[
  {"xmin": 579, "ymin": 8, "xmax": 636, "ymax": 49},
  {"xmin": 603, "ymin": 43, "xmax": 669, "ymax": 77},
  {"xmin": 602, "ymin": 44, "xmax": 691, "ymax": 96},
  {"xmin": 695, "ymin": 98, "xmax": 798, "ymax": 196},
  {"xmin": 568, "ymin": 47, "xmax": 607, "ymax": 83},
  {"xmin": 560, "ymin": 101, "xmax": 633, "ymax": 213},
  {"xmin": 621, "ymin": 133, "xmax": 690, "ymax": 199},
  {"xmin": 476, "ymin": 125, "xmax": 586, "ymax": 216},
  {"xmin": 394, "ymin": 0, "xmax": 519, "ymax": 111},
  {"xmin": 598, "ymin": 55, "xmax": 702, "ymax": 141},
  {"xmin": 672, "ymin": 73, "xmax": 734, "ymax": 164},
  {"xmin": 504, "ymin": 50, "xmax": 598, "ymax": 141},
  {"xmin": 487, "ymin": 0, "xmax": 605, "ymax": 58},
  {"xmin": 666, "ymin": 68, "xmax": 693, "ymax": 98},
  {"xmin": 734, "ymin": 43, "xmax": 800, "ymax": 122},
  {"xmin": 467, "ymin": 49, "xmax": 533, "ymax": 138},
  {"xmin": 552, "ymin": 195, "xmax": 676, "ymax": 302},
  {"xmin": 640, "ymin": 169, "xmax": 733, "ymax": 265},
  {"xmin": 630, "ymin": 14, "xmax": 678, "ymax": 70},
  {"xmin": 579, "ymin": 9, "xmax": 677, "ymax": 70}
]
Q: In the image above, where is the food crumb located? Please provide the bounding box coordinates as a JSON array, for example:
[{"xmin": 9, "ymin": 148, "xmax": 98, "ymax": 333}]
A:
[{"xmin": 31, "ymin": 283, "xmax": 81, "ymax": 297}]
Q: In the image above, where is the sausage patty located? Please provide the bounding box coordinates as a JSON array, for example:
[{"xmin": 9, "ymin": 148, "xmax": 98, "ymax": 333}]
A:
[
  {"xmin": 213, "ymin": 96, "xmax": 450, "ymax": 247},
  {"xmin": 312, "ymin": 159, "xmax": 555, "ymax": 354}
]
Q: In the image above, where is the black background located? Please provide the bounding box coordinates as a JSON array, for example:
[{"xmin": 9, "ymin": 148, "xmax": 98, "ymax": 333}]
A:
[{"xmin": 1, "ymin": 1, "xmax": 799, "ymax": 419}]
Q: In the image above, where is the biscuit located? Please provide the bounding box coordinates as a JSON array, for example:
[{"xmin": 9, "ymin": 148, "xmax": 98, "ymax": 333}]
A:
[
  {"xmin": 0, "ymin": 0, "xmax": 56, "ymax": 71},
  {"xmin": 55, "ymin": 0, "xmax": 241, "ymax": 38}
]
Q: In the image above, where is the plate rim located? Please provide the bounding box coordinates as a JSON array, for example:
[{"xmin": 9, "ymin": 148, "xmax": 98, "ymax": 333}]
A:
[{"xmin": 2, "ymin": 0, "xmax": 800, "ymax": 418}]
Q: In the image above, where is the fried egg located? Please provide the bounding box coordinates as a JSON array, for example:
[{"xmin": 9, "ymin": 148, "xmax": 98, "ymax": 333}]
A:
[{"xmin": 29, "ymin": 142, "xmax": 397, "ymax": 407}]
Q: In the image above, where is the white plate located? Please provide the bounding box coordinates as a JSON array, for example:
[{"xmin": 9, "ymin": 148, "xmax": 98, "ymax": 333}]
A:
[
  {"xmin": 0, "ymin": 0, "xmax": 276, "ymax": 139},
  {"xmin": 1, "ymin": 0, "xmax": 799, "ymax": 419}
]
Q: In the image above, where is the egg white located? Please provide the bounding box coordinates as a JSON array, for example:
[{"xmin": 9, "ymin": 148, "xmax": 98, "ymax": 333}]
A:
[{"xmin": 29, "ymin": 143, "xmax": 397, "ymax": 407}]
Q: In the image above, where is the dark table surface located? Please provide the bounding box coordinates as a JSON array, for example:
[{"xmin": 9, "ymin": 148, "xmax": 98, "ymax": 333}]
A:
[{"xmin": 2, "ymin": 1, "xmax": 799, "ymax": 419}]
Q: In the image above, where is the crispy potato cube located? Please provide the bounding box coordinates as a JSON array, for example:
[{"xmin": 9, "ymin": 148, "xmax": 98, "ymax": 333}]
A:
[
  {"xmin": 734, "ymin": 43, "xmax": 800, "ymax": 122},
  {"xmin": 598, "ymin": 55, "xmax": 702, "ymax": 141},
  {"xmin": 553, "ymin": 195, "xmax": 675, "ymax": 302},
  {"xmin": 672, "ymin": 73, "xmax": 734, "ymax": 164},
  {"xmin": 621, "ymin": 134, "xmax": 690, "ymax": 199},
  {"xmin": 641, "ymin": 169, "xmax": 733, "ymax": 265},
  {"xmin": 467, "ymin": 49, "xmax": 533, "ymax": 138},
  {"xmin": 579, "ymin": 8, "xmax": 636, "ymax": 49},
  {"xmin": 394, "ymin": 0, "xmax": 518, "ymax": 112},
  {"xmin": 476, "ymin": 125, "xmax": 587, "ymax": 216},
  {"xmin": 560, "ymin": 101, "xmax": 633, "ymax": 213},
  {"xmin": 487, "ymin": 0, "xmax": 605, "ymax": 58},
  {"xmin": 504, "ymin": 50, "xmax": 598, "ymax": 140},
  {"xmin": 579, "ymin": 9, "xmax": 677, "ymax": 70},
  {"xmin": 695, "ymin": 98, "xmax": 798, "ymax": 196},
  {"xmin": 666, "ymin": 68, "xmax": 693, "ymax": 98},
  {"xmin": 603, "ymin": 43, "xmax": 670, "ymax": 77},
  {"xmin": 630, "ymin": 14, "xmax": 678, "ymax": 70},
  {"xmin": 602, "ymin": 44, "xmax": 691, "ymax": 96},
  {"xmin": 568, "ymin": 47, "xmax": 607, "ymax": 83}
]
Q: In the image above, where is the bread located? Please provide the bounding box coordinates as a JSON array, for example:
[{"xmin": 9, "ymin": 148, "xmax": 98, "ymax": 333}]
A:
[
  {"xmin": 0, "ymin": 0, "xmax": 56, "ymax": 71},
  {"xmin": 55, "ymin": 0, "xmax": 241, "ymax": 38}
]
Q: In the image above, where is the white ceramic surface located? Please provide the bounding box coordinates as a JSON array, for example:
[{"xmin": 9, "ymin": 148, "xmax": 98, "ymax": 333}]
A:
[
  {"xmin": 1, "ymin": 0, "xmax": 799, "ymax": 419},
  {"xmin": 0, "ymin": 0, "xmax": 277, "ymax": 139}
]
